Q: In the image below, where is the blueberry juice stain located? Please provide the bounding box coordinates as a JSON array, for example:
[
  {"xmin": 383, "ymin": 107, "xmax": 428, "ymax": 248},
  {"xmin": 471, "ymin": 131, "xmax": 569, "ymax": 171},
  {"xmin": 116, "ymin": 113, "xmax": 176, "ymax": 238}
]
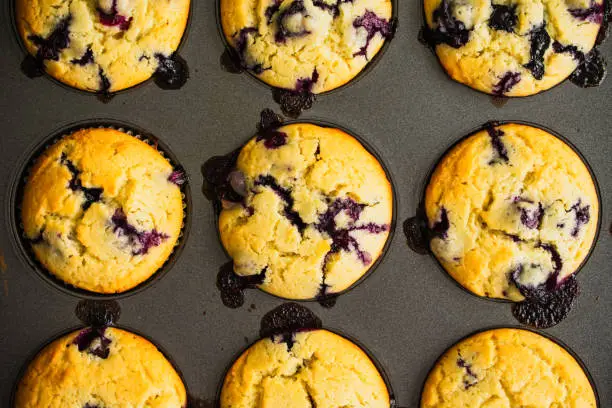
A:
[
  {"xmin": 75, "ymin": 299, "xmax": 121, "ymax": 327},
  {"xmin": 260, "ymin": 303, "xmax": 322, "ymax": 349},
  {"xmin": 154, "ymin": 53, "xmax": 189, "ymax": 90}
]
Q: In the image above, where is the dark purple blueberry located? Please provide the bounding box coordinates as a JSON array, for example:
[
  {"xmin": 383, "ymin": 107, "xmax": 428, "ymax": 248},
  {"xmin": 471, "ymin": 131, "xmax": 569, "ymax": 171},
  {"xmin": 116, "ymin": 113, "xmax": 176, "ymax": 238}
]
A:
[
  {"xmin": 231, "ymin": 27, "xmax": 268, "ymax": 74},
  {"xmin": 352, "ymin": 10, "xmax": 395, "ymax": 58},
  {"xmin": 492, "ymin": 72, "xmax": 521, "ymax": 95},
  {"xmin": 71, "ymin": 47, "xmax": 94, "ymax": 65},
  {"xmin": 403, "ymin": 216, "xmax": 430, "ymax": 254},
  {"xmin": 457, "ymin": 357, "xmax": 478, "ymax": 389},
  {"xmin": 512, "ymin": 275, "xmax": 579, "ymax": 328},
  {"xmin": 312, "ymin": 0, "xmax": 354, "ymax": 17},
  {"xmin": 111, "ymin": 208, "xmax": 169, "ymax": 255},
  {"xmin": 523, "ymin": 24, "xmax": 551, "ymax": 80},
  {"xmin": 217, "ymin": 262, "xmax": 267, "ymax": 308},
  {"xmin": 272, "ymin": 69, "xmax": 319, "ymax": 117},
  {"xmin": 259, "ymin": 302, "xmax": 322, "ymax": 340},
  {"xmin": 538, "ymin": 242, "xmax": 563, "ymax": 278},
  {"xmin": 255, "ymin": 175, "xmax": 307, "ymax": 231},
  {"xmin": 98, "ymin": 68, "xmax": 111, "ymax": 93},
  {"xmin": 257, "ymin": 108, "xmax": 284, "ymax": 132},
  {"xmin": 569, "ymin": 2, "xmax": 605, "ymax": 24},
  {"xmin": 422, "ymin": 0, "xmax": 471, "ymax": 48},
  {"xmin": 168, "ymin": 169, "xmax": 188, "ymax": 186},
  {"xmin": 28, "ymin": 15, "xmax": 72, "ymax": 61},
  {"xmin": 552, "ymin": 40, "xmax": 584, "ymax": 61},
  {"xmin": 485, "ymin": 123, "xmax": 509, "ymax": 163},
  {"xmin": 60, "ymin": 153, "xmax": 104, "ymax": 210},
  {"xmin": 75, "ymin": 299, "xmax": 121, "ymax": 327},
  {"xmin": 72, "ymin": 327, "xmax": 112, "ymax": 359},
  {"xmin": 275, "ymin": 0, "xmax": 312, "ymax": 43},
  {"xmin": 489, "ymin": 4, "xmax": 518, "ymax": 32},
  {"xmin": 201, "ymin": 149, "xmax": 244, "ymax": 209},
  {"xmin": 316, "ymin": 283, "xmax": 338, "ymax": 308},
  {"xmin": 154, "ymin": 53, "xmax": 189, "ymax": 90},
  {"xmin": 519, "ymin": 202, "xmax": 543, "ymax": 229},
  {"xmin": 568, "ymin": 200, "xmax": 590, "ymax": 236},
  {"xmin": 569, "ymin": 48, "xmax": 606, "ymax": 88},
  {"xmin": 265, "ymin": 0, "xmax": 282, "ymax": 23},
  {"xmin": 256, "ymin": 112, "xmax": 288, "ymax": 149},
  {"xmin": 296, "ymin": 68, "xmax": 320, "ymax": 93},
  {"xmin": 98, "ymin": 0, "xmax": 133, "ymax": 30},
  {"xmin": 429, "ymin": 207, "xmax": 450, "ymax": 239}
]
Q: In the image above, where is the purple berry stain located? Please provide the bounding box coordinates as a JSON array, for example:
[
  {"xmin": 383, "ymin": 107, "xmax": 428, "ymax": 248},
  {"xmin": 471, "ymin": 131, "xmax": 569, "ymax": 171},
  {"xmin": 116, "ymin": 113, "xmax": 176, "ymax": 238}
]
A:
[
  {"xmin": 154, "ymin": 53, "xmax": 189, "ymax": 90},
  {"xmin": 352, "ymin": 10, "xmax": 395, "ymax": 58},
  {"xmin": 168, "ymin": 169, "xmax": 188, "ymax": 186},
  {"xmin": 523, "ymin": 24, "xmax": 551, "ymax": 80},
  {"xmin": 403, "ymin": 215, "xmax": 430, "ymax": 254},
  {"xmin": 485, "ymin": 123, "xmax": 509, "ymax": 163},
  {"xmin": 421, "ymin": 0, "xmax": 471, "ymax": 48},
  {"xmin": 265, "ymin": 0, "xmax": 282, "ymax": 24},
  {"xmin": 201, "ymin": 149, "xmax": 244, "ymax": 211},
  {"xmin": 489, "ymin": 4, "xmax": 518, "ymax": 32},
  {"xmin": 72, "ymin": 327, "xmax": 112, "ymax": 359},
  {"xmin": 492, "ymin": 72, "xmax": 521, "ymax": 95},
  {"xmin": 226, "ymin": 27, "xmax": 268, "ymax": 75},
  {"xmin": 552, "ymin": 41, "xmax": 607, "ymax": 88},
  {"xmin": 519, "ymin": 202, "xmax": 543, "ymax": 229},
  {"xmin": 71, "ymin": 47, "xmax": 94, "ymax": 66},
  {"xmin": 569, "ymin": 1, "xmax": 605, "ymax": 24},
  {"xmin": 457, "ymin": 356, "xmax": 478, "ymax": 389},
  {"xmin": 256, "ymin": 108, "xmax": 288, "ymax": 148},
  {"xmin": 568, "ymin": 200, "xmax": 590, "ymax": 236},
  {"xmin": 273, "ymin": 68, "xmax": 319, "ymax": 117},
  {"xmin": 259, "ymin": 302, "xmax": 322, "ymax": 349},
  {"xmin": 98, "ymin": 0, "xmax": 132, "ymax": 30},
  {"xmin": 28, "ymin": 15, "xmax": 72, "ymax": 62},
  {"xmin": 430, "ymin": 207, "xmax": 450, "ymax": 239},
  {"xmin": 60, "ymin": 153, "xmax": 103, "ymax": 210},
  {"xmin": 111, "ymin": 209, "xmax": 169, "ymax": 255},
  {"xmin": 275, "ymin": 0, "xmax": 312, "ymax": 43},
  {"xmin": 313, "ymin": 0, "xmax": 355, "ymax": 17},
  {"xmin": 255, "ymin": 175, "xmax": 307, "ymax": 231}
]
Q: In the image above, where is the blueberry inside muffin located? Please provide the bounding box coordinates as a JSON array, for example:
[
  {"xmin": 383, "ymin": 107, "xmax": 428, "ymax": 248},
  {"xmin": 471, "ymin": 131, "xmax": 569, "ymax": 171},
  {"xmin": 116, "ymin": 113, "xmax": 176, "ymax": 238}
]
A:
[
  {"xmin": 220, "ymin": 0, "xmax": 394, "ymax": 93},
  {"xmin": 425, "ymin": 123, "xmax": 599, "ymax": 301},
  {"xmin": 221, "ymin": 329, "xmax": 391, "ymax": 407},
  {"xmin": 16, "ymin": 0, "xmax": 190, "ymax": 92},
  {"xmin": 21, "ymin": 128, "xmax": 185, "ymax": 293},
  {"xmin": 15, "ymin": 327, "xmax": 187, "ymax": 407},
  {"xmin": 422, "ymin": 0, "xmax": 606, "ymax": 95},
  {"xmin": 421, "ymin": 328, "xmax": 597, "ymax": 407},
  {"xmin": 216, "ymin": 123, "xmax": 393, "ymax": 300}
]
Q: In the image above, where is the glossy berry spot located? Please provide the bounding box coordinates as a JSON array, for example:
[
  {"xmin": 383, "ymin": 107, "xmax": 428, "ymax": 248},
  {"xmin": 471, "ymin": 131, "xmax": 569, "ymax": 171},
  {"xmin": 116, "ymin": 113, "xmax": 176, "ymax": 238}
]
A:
[
  {"xmin": 512, "ymin": 275, "xmax": 579, "ymax": 328},
  {"xmin": 217, "ymin": 262, "xmax": 266, "ymax": 308},
  {"xmin": 569, "ymin": 2, "xmax": 605, "ymax": 24},
  {"xmin": 275, "ymin": 0, "xmax": 312, "ymax": 43},
  {"xmin": 154, "ymin": 53, "xmax": 189, "ymax": 90},
  {"xmin": 98, "ymin": 0, "xmax": 132, "ymax": 30},
  {"xmin": 489, "ymin": 4, "xmax": 518, "ymax": 32},
  {"xmin": 111, "ymin": 209, "xmax": 169, "ymax": 255},
  {"xmin": 29, "ymin": 16, "xmax": 72, "ymax": 61},
  {"xmin": 423, "ymin": 0, "xmax": 471, "ymax": 48},
  {"xmin": 201, "ymin": 150, "xmax": 244, "ymax": 208},
  {"xmin": 352, "ymin": 10, "xmax": 395, "ymax": 58},
  {"xmin": 71, "ymin": 47, "xmax": 94, "ymax": 65},
  {"xmin": 492, "ymin": 71, "xmax": 521, "ymax": 95},
  {"xmin": 403, "ymin": 216, "xmax": 429, "ymax": 254},
  {"xmin": 523, "ymin": 24, "xmax": 551, "ymax": 80},
  {"xmin": 60, "ymin": 154, "xmax": 103, "ymax": 210},
  {"xmin": 72, "ymin": 327, "xmax": 112, "ymax": 359},
  {"xmin": 168, "ymin": 169, "xmax": 188, "ymax": 186}
]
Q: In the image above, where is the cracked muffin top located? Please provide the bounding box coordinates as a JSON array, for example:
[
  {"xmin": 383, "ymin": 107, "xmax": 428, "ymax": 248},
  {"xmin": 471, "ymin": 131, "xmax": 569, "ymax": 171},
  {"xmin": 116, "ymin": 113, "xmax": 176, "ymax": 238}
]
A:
[
  {"xmin": 423, "ymin": 0, "xmax": 605, "ymax": 96},
  {"xmin": 218, "ymin": 123, "xmax": 393, "ymax": 300},
  {"xmin": 14, "ymin": 327, "xmax": 187, "ymax": 408},
  {"xmin": 21, "ymin": 128, "xmax": 184, "ymax": 294},
  {"xmin": 220, "ymin": 0, "xmax": 394, "ymax": 93},
  {"xmin": 425, "ymin": 123, "xmax": 598, "ymax": 301},
  {"xmin": 16, "ymin": 0, "xmax": 190, "ymax": 92},
  {"xmin": 421, "ymin": 328, "xmax": 597, "ymax": 408},
  {"xmin": 221, "ymin": 329, "xmax": 391, "ymax": 408}
]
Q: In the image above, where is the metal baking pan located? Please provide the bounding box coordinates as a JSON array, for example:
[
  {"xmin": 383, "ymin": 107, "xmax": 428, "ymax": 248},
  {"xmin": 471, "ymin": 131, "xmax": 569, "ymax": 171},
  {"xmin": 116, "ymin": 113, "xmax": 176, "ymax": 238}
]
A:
[{"xmin": 0, "ymin": 1, "xmax": 610, "ymax": 407}]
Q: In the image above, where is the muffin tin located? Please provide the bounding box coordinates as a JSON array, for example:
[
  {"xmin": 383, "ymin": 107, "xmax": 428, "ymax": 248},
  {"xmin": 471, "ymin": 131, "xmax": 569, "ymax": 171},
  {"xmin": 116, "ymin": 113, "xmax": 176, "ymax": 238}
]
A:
[{"xmin": 1, "ymin": 0, "xmax": 610, "ymax": 407}]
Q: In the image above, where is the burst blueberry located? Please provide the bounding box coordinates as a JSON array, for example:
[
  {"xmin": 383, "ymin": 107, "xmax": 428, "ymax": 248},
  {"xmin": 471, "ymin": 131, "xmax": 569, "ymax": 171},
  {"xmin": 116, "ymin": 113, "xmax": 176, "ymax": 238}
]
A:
[
  {"xmin": 523, "ymin": 25, "xmax": 551, "ymax": 80},
  {"xmin": 352, "ymin": 10, "xmax": 394, "ymax": 58},
  {"xmin": 489, "ymin": 4, "xmax": 518, "ymax": 32}
]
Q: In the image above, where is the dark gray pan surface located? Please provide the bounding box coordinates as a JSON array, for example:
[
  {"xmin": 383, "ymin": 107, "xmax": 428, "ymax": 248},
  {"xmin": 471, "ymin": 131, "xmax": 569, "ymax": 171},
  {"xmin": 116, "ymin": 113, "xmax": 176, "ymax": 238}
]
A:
[{"xmin": 0, "ymin": 1, "xmax": 610, "ymax": 406}]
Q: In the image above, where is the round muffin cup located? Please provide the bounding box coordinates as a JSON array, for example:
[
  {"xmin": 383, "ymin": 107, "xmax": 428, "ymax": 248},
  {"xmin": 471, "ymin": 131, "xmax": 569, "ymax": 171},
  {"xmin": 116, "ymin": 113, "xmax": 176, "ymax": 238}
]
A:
[
  {"xmin": 215, "ymin": 327, "xmax": 397, "ymax": 408},
  {"xmin": 7, "ymin": 119, "xmax": 192, "ymax": 299},
  {"xmin": 418, "ymin": 2, "xmax": 610, "ymax": 98},
  {"xmin": 9, "ymin": 0, "xmax": 192, "ymax": 98},
  {"xmin": 405, "ymin": 120, "xmax": 602, "ymax": 304},
  {"xmin": 418, "ymin": 326, "xmax": 601, "ymax": 408},
  {"xmin": 208, "ymin": 117, "xmax": 397, "ymax": 304},
  {"xmin": 215, "ymin": 0, "xmax": 399, "ymax": 96},
  {"xmin": 10, "ymin": 325, "xmax": 190, "ymax": 408}
]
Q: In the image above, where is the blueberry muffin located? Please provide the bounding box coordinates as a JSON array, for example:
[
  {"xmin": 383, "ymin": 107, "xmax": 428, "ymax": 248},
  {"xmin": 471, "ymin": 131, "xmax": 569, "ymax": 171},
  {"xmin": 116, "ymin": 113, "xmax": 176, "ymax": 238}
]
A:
[
  {"xmin": 423, "ymin": 0, "xmax": 605, "ymax": 95},
  {"xmin": 15, "ymin": 327, "xmax": 187, "ymax": 407},
  {"xmin": 221, "ymin": 329, "xmax": 391, "ymax": 407},
  {"xmin": 218, "ymin": 123, "xmax": 393, "ymax": 300},
  {"xmin": 21, "ymin": 128, "xmax": 184, "ymax": 293},
  {"xmin": 220, "ymin": 0, "xmax": 394, "ymax": 93},
  {"xmin": 421, "ymin": 328, "xmax": 597, "ymax": 407},
  {"xmin": 16, "ymin": 0, "xmax": 190, "ymax": 92},
  {"xmin": 425, "ymin": 123, "xmax": 598, "ymax": 301}
]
